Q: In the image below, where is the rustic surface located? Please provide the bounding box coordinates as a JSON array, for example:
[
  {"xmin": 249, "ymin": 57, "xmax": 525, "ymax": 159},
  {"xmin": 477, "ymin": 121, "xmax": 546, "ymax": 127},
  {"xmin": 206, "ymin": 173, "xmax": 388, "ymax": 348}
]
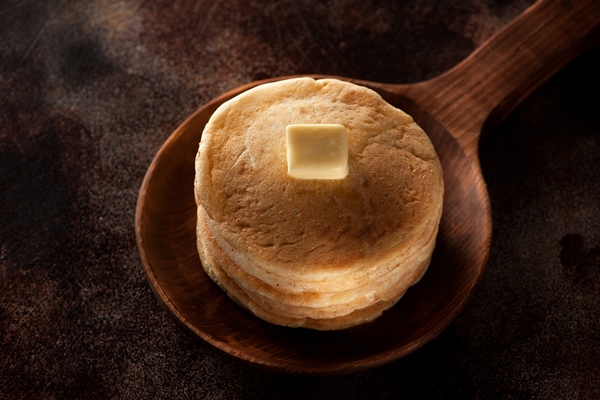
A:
[{"xmin": 1, "ymin": 0, "xmax": 599, "ymax": 398}]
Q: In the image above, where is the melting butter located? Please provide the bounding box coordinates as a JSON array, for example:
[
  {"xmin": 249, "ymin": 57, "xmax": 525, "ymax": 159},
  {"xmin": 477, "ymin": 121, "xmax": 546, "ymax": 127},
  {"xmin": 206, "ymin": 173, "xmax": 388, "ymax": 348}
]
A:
[{"xmin": 286, "ymin": 124, "xmax": 348, "ymax": 180}]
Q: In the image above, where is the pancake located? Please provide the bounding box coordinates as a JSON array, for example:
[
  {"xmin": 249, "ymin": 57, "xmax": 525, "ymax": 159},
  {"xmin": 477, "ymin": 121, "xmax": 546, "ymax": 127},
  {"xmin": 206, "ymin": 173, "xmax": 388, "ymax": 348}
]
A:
[
  {"xmin": 198, "ymin": 205, "xmax": 436, "ymax": 318},
  {"xmin": 194, "ymin": 77, "xmax": 444, "ymax": 330}
]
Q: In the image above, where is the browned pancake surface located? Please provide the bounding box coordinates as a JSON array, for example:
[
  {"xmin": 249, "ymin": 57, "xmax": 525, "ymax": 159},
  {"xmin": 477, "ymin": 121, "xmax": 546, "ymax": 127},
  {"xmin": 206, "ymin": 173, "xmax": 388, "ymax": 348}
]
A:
[{"xmin": 195, "ymin": 78, "xmax": 443, "ymax": 286}]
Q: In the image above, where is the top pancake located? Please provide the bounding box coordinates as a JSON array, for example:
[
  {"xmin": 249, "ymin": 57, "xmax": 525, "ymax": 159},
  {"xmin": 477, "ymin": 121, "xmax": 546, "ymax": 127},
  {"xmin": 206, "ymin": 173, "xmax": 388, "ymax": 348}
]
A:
[{"xmin": 195, "ymin": 77, "xmax": 443, "ymax": 291}]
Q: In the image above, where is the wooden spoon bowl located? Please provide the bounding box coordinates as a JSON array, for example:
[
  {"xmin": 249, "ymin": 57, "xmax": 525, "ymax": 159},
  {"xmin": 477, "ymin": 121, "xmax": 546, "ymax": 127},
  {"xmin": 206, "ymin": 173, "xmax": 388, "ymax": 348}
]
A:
[{"xmin": 136, "ymin": 0, "xmax": 599, "ymax": 374}]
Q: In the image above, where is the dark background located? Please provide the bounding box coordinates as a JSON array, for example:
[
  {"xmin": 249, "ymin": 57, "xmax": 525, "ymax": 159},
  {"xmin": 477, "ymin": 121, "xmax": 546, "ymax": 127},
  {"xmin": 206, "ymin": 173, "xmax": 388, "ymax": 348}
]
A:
[{"xmin": 1, "ymin": 0, "xmax": 599, "ymax": 398}]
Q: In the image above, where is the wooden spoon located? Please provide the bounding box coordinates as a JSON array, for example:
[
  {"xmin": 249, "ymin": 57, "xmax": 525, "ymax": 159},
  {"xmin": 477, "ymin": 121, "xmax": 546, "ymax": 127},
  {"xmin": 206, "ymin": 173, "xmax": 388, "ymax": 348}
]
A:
[{"xmin": 136, "ymin": 0, "xmax": 599, "ymax": 375}]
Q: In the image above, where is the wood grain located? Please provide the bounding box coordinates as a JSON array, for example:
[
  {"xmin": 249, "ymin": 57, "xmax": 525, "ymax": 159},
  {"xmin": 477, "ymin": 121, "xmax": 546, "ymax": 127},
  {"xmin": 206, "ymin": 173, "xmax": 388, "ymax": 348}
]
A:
[{"xmin": 136, "ymin": 0, "xmax": 599, "ymax": 374}]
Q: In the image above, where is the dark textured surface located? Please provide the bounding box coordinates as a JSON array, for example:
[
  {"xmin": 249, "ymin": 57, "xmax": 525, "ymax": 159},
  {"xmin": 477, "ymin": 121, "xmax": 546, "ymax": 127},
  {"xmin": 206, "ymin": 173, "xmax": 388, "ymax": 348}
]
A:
[{"xmin": 1, "ymin": 0, "xmax": 599, "ymax": 398}]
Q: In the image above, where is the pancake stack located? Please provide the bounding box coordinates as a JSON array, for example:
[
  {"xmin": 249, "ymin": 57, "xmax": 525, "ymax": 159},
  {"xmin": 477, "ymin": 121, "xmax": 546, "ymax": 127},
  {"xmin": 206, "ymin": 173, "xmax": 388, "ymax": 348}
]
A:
[{"xmin": 194, "ymin": 77, "xmax": 444, "ymax": 330}]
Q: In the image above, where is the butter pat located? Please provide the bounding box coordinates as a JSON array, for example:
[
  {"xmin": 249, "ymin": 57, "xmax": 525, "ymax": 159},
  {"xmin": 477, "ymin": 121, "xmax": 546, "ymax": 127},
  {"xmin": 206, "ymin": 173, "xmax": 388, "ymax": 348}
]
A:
[{"xmin": 286, "ymin": 124, "xmax": 348, "ymax": 180}]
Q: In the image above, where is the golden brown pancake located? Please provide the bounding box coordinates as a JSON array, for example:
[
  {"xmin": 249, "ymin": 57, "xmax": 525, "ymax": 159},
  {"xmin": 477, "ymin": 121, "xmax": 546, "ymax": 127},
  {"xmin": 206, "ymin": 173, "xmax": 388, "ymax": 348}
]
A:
[
  {"xmin": 194, "ymin": 77, "xmax": 443, "ymax": 330},
  {"xmin": 198, "ymin": 205, "xmax": 435, "ymax": 319},
  {"xmin": 198, "ymin": 209, "xmax": 435, "ymax": 319}
]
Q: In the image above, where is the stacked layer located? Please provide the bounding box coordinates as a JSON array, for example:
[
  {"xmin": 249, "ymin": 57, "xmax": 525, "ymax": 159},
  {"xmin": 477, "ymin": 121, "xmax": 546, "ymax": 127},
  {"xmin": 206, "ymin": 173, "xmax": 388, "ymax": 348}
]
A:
[{"xmin": 194, "ymin": 78, "xmax": 444, "ymax": 330}]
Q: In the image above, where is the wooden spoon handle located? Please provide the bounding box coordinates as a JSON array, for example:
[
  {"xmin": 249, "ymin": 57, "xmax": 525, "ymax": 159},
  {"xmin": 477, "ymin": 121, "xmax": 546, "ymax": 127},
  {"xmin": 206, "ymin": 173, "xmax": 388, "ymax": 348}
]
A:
[{"xmin": 403, "ymin": 0, "xmax": 600, "ymax": 162}]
